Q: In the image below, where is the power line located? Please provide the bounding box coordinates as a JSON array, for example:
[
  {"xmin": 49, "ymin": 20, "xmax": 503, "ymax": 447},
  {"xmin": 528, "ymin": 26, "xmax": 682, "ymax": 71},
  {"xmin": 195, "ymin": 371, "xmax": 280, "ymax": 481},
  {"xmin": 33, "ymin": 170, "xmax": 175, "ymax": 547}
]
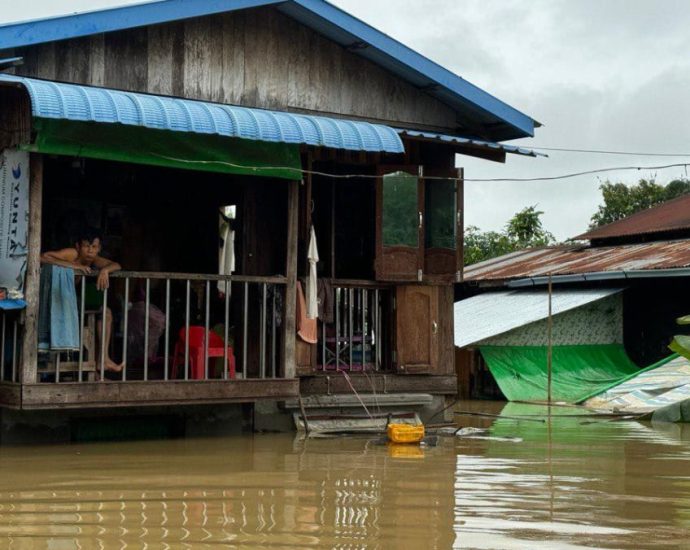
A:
[
  {"xmin": 155, "ymin": 154, "xmax": 690, "ymax": 183},
  {"xmin": 464, "ymin": 163, "xmax": 690, "ymax": 182},
  {"xmin": 527, "ymin": 145, "xmax": 690, "ymax": 157}
]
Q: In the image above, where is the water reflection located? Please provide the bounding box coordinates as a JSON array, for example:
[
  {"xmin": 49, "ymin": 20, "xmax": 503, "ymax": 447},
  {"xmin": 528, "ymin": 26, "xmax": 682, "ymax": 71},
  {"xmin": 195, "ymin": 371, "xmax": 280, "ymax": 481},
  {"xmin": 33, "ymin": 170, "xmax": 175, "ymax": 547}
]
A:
[{"xmin": 0, "ymin": 404, "xmax": 688, "ymax": 548}]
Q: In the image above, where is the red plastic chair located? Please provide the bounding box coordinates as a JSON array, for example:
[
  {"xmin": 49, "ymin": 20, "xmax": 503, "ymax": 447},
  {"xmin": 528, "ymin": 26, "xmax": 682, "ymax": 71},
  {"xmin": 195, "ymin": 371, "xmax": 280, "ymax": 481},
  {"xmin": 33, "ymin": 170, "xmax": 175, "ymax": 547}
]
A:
[{"xmin": 171, "ymin": 326, "xmax": 236, "ymax": 380}]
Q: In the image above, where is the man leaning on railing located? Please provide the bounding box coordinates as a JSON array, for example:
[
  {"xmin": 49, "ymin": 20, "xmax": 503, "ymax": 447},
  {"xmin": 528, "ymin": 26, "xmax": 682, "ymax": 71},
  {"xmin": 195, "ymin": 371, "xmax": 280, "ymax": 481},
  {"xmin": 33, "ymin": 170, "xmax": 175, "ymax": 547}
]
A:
[{"xmin": 40, "ymin": 228, "xmax": 123, "ymax": 372}]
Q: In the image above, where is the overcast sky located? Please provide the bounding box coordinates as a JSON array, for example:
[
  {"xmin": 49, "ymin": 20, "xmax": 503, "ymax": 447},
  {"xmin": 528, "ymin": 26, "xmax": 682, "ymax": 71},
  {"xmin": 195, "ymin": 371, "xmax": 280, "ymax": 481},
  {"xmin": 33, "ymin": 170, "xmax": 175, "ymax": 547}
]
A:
[{"xmin": 3, "ymin": 0, "xmax": 690, "ymax": 240}]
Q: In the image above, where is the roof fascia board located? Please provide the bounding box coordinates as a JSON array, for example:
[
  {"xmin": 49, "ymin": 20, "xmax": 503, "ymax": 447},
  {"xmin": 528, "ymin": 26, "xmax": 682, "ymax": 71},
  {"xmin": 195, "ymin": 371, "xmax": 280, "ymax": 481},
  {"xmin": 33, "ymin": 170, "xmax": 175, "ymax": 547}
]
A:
[
  {"xmin": 283, "ymin": 0, "xmax": 535, "ymax": 139},
  {"xmin": 0, "ymin": 0, "xmax": 284, "ymax": 50}
]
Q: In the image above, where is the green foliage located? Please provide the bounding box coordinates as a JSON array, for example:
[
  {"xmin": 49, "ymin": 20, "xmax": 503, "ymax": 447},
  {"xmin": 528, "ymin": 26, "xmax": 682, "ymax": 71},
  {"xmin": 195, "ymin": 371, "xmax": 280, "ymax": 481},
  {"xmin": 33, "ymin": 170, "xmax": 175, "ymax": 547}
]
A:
[
  {"xmin": 590, "ymin": 178, "xmax": 690, "ymax": 228},
  {"xmin": 464, "ymin": 206, "xmax": 555, "ymax": 266}
]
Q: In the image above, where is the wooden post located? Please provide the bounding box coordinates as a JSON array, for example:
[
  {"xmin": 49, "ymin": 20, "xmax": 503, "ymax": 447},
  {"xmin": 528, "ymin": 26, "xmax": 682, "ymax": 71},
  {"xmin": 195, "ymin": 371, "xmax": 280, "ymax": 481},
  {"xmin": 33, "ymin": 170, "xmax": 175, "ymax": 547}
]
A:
[
  {"xmin": 21, "ymin": 153, "xmax": 43, "ymax": 385},
  {"xmin": 547, "ymin": 273, "xmax": 553, "ymax": 405},
  {"xmin": 281, "ymin": 179, "xmax": 299, "ymax": 379}
]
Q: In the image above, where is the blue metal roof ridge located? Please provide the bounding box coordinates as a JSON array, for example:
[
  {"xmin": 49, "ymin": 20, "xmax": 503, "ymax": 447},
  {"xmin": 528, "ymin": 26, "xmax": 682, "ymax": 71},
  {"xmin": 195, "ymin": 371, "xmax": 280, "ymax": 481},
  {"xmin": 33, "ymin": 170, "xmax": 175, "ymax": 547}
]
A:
[
  {"xmin": 0, "ymin": 0, "xmax": 537, "ymax": 142},
  {"xmin": 0, "ymin": 74, "xmax": 405, "ymax": 154},
  {"xmin": 396, "ymin": 129, "xmax": 547, "ymax": 158}
]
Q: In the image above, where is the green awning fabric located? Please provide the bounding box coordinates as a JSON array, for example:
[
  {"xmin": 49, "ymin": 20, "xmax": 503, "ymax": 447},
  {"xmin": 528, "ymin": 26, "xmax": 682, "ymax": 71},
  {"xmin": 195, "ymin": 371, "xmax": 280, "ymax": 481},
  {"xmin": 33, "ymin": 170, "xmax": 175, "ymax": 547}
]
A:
[
  {"xmin": 480, "ymin": 344, "xmax": 641, "ymax": 403},
  {"xmin": 23, "ymin": 118, "xmax": 302, "ymax": 180}
]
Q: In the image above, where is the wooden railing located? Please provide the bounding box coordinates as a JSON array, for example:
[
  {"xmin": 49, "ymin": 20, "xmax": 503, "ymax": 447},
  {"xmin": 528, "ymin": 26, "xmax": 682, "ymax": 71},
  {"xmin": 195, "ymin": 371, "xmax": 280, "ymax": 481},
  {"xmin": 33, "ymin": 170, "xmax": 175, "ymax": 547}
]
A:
[
  {"xmin": 37, "ymin": 270, "xmax": 287, "ymax": 383},
  {"xmin": 317, "ymin": 280, "xmax": 392, "ymax": 372}
]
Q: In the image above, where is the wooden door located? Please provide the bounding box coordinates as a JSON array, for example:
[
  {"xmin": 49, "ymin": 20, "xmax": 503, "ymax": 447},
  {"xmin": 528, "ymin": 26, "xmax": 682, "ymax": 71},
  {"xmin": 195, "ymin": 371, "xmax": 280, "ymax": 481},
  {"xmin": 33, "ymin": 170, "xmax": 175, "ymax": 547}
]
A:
[
  {"xmin": 395, "ymin": 285, "xmax": 439, "ymax": 374},
  {"xmin": 424, "ymin": 168, "xmax": 463, "ymax": 283},
  {"xmin": 375, "ymin": 166, "xmax": 423, "ymax": 281}
]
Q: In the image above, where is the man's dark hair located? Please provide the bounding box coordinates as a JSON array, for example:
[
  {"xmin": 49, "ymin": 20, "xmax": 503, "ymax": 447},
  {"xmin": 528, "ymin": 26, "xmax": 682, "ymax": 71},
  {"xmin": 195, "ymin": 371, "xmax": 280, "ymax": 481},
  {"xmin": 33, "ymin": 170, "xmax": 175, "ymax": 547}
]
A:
[{"xmin": 75, "ymin": 227, "xmax": 103, "ymax": 245}]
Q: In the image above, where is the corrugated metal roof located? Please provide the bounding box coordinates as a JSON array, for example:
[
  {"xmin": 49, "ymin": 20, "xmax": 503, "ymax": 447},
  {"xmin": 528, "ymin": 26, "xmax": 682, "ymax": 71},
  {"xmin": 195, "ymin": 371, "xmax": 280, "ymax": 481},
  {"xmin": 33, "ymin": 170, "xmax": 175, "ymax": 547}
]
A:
[
  {"xmin": 397, "ymin": 129, "xmax": 546, "ymax": 159},
  {"xmin": 464, "ymin": 240, "xmax": 690, "ymax": 282},
  {"xmin": 576, "ymin": 194, "xmax": 690, "ymax": 241},
  {"xmin": 0, "ymin": 74, "xmax": 404, "ymax": 153},
  {"xmin": 454, "ymin": 288, "xmax": 622, "ymax": 348},
  {"xmin": 0, "ymin": 0, "xmax": 537, "ymax": 141}
]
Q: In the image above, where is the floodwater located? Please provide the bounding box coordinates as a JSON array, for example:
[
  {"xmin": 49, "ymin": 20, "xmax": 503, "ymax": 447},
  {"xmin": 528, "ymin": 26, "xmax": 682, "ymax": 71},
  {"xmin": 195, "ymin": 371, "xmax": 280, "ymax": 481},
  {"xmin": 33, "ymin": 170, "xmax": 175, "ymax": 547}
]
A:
[{"xmin": 0, "ymin": 402, "xmax": 689, "ymax": 549}]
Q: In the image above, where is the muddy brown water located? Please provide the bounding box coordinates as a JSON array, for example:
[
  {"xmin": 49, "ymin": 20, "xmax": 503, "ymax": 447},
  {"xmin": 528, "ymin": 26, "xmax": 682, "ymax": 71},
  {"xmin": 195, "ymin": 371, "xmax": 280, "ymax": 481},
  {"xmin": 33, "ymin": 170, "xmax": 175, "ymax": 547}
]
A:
[{"xmin": 0, "ymin": 402, "xmax": 689, "ymax": 549}]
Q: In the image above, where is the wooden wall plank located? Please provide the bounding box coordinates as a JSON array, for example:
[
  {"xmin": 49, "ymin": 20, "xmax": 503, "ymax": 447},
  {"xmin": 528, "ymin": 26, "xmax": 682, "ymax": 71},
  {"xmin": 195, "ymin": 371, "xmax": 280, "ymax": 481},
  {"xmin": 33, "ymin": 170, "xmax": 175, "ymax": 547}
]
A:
[
  {"xmin": 148, "ymin": 24, "xmax": 174, "ymax": 95},
  {"xmin": 20, "ymin": 379, "xmax": 299, "ymax": 409},
  {"xmin": 300, "ymin": 374, "xmax": 457, "ymax": 396},
  {"xmin": 104, "ymin": 27, "xmax": 148, "ymax": 91},
  {"xmin": 183, "ymin": 17, "xmax": 224, "ymax": 102},
  {"xmin": 220, "ymin": 12, "xmax": 245, "ymax": 105}
]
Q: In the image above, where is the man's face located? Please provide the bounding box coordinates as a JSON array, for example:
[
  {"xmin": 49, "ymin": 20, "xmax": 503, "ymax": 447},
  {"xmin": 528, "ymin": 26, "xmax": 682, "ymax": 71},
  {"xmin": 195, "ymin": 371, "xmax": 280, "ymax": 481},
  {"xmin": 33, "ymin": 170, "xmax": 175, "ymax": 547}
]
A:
[{"xmin": 76, "ymin": 238, "xmax": 101, "ymax": 262}]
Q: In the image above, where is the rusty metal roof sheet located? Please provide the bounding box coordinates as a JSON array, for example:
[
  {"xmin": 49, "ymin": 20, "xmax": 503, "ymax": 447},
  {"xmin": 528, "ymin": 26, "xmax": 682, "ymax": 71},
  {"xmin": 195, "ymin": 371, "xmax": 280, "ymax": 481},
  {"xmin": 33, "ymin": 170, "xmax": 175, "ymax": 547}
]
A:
[
  {"xmin": 464, "ymin": 239, "xmax": 690, "ymax": 282},
  {"xmin": 576, "ymin": 194, "xmax": 690, "ymax": 241}
]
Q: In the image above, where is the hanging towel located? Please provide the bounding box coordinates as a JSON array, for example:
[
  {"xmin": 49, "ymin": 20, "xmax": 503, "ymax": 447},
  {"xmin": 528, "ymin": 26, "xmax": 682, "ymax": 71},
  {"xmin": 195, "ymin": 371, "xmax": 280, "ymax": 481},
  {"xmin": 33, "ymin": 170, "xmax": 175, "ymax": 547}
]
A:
[
  {"xmin": 306, "ymin": 225, "xmax": 319, "ymax": 319},
  {"xmin": 218, "ymin": 211, "xmax": 235, "ymax": 296},
  {"xmin": 38, "ymin": 265, "xmax": 80, "ymax": 352},
  {"xmin": 297, "ymin": 281, "xmax": 317, "ymax": 344}
]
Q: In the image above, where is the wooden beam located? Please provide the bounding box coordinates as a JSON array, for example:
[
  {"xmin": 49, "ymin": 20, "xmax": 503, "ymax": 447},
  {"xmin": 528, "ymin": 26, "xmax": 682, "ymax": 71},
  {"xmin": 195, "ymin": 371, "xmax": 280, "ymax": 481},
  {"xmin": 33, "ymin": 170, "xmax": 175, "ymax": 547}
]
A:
[
  {"xmin": 0, "ymin": 382, "xmax": 22, "ymax": 409},
  {"xmin": 281, "ymin": 179, "xmax": 299, "ymax": 378},
  {"xmin": 20, "ymin": 379, "xmax": 299, "ymax": 410},
  {"xmin": 299, "ymin": 374, "xmax": 457, "ymax": 396},
  {"xmin": 21, "ymin": 154, "xmax": 42, "ymax": 385}
]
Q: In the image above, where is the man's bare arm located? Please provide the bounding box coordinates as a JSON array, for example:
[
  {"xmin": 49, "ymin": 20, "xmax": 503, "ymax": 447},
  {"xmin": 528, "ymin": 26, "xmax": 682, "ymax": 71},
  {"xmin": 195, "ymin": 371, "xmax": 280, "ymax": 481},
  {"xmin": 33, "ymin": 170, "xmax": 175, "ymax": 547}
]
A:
[
  {"xmin": 93, "ymin": 256, "xmax": 122, "ymax": 290},
  {"xmin": 40, "ymin": 249, "xmax": 90, "ymax": 273}
]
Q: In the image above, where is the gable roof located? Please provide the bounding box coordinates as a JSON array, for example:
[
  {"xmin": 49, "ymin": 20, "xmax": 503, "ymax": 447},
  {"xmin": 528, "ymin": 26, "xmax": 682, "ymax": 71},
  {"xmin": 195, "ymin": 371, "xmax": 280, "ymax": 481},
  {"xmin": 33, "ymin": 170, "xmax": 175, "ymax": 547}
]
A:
[
  {"xmin": 575, "ymin": 194, "xmax": 690, "ymax": 241},
  {"xmin": 0, "ymin": 0, "xmax": 537, "ymax": 142}
]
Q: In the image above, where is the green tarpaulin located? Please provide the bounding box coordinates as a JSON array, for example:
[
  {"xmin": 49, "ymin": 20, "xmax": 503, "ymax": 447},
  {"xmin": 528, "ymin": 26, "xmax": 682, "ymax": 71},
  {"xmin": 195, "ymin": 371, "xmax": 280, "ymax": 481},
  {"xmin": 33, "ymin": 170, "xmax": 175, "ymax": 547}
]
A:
[
  {"xmin": 22, "ymin": 118, "xmax": 302, "ymax": 180},
  {"xmin": 480, "ymin": 344, "xmax": 641, "ymax": 403}
]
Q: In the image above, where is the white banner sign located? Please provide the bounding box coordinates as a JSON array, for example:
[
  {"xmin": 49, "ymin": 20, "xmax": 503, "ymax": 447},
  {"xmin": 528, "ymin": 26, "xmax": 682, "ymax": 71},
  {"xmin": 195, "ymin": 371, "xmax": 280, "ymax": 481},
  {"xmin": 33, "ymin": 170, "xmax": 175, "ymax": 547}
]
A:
[{"xmin": 0, "ymin": 149, "xmax": 29, "ymax": 300}]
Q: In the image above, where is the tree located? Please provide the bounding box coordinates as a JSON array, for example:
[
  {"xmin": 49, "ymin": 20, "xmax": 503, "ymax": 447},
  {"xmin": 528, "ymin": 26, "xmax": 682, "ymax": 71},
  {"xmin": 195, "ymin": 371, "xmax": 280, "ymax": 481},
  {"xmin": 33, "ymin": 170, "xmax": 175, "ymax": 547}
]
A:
[
  {"xmin": 590, "ymin": 178, "xmax": 690, "ymax": 228},
  {"xmin": 464, "ymin": 206, "xmax": 555, "ymax": 266}
]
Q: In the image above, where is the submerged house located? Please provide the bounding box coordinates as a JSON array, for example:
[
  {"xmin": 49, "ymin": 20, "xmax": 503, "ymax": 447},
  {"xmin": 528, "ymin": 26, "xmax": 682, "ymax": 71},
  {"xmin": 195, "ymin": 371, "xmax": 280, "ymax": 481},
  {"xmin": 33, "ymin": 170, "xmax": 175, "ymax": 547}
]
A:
[
  {"xmin": 0, "ymin": 0, "xmax": 538, "ymax": 427},
  {"xmin": 456, "ymin": 194, "xmax": 690, "ymax": 401}
]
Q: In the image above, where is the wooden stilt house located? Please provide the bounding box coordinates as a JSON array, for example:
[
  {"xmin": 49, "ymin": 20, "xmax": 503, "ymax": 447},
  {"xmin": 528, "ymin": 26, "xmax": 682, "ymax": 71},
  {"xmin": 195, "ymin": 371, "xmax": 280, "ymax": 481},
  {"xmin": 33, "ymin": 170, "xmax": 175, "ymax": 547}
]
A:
[{"xmin": 0, "ymin": 0, "xmax": 539, "ymax": 418}]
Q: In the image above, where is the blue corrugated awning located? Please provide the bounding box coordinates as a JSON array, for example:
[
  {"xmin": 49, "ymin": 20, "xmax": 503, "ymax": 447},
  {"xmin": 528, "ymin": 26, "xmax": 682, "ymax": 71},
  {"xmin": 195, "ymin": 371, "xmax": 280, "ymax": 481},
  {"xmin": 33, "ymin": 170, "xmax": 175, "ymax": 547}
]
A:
[
  {"xmin": 397, "ymin": 129, "xmax": 546, "ymax": 159},
  {"xmin": 0, "ymin": 74, "xmax": 405, "ymax": 154}
]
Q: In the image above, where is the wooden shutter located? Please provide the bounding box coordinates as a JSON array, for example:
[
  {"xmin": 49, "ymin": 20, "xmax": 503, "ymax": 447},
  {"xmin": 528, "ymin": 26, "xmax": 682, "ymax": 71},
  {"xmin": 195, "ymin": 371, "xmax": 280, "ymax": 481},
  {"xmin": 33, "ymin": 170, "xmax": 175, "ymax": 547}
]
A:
[
  {"xmin": 423, "ymin": 168, "xmax": 462, "ymax": 283},
  {"xmin": 375, "ymin": 166, "xmax": 423, "ymax": 281}
]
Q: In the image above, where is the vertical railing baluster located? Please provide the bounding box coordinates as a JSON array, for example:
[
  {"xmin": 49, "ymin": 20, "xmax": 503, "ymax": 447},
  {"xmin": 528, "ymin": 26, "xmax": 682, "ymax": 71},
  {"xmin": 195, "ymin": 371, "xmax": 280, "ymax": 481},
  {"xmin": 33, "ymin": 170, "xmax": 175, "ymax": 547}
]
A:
[
  {"xmin": 374, "ymin": 289, "xmax": 380, "ymax": 371},
  {"xmin": 260, "ymin": 283, "xmax": 267, "ymax": 379},
  {"xmin": 144, "ymin": 278, "xmax": 150, "ymax": 381},
  {"xmin": 122, "ymin": 277, "xmax": 129, "ymax": 382},
  {"xmin": 78, "ymin": 278, "xmax": 85, "ymax": 381},
  {"xmin": 1, "ymin": 313, "xmax": 6, "ymax": 381},
  {"xmin": 362, "ymin": 289, "xmax": 367, "ymax": 369},
  {"xmin": 185, "ymin": 280, "xmax": 190, "ymax": 380},
  {"xmin": 100, "ymin": 287, "xmax": 108, "ymax": 381},
  {"xmin": 349, "ymin": 288, "xmax": 353, "ymax": 369},
  {"xmin": 243, "ymin": 282, "xmax": 248, "ymax": 377},
  {"xmin": 164, "ymin": 278, "xmax": 170, "ymax": 381},
  {"xmin": 271, "ymin": 285, "xmax": 276, "ymax": 378},
  {"xmin": 204, "ymin": 280, "xmax": 210, "ymax": 380},
  {"xmin": 321, "ymin": 315, "xmax": 326, "ymax": 370},
  {"xmin": 335, "ymin": 289, "xmax": 340, "ymax": 369},
  {"xmin": 223, "ymin": 280, "xmax": 229, "ymax": 380},
  {"xmin": 55, "ymin": 350, "xmax": 60, "ymax": 383},
  {"xmin": 12, "ymin": 319, "xmax": 17, "ymax": 383}
]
